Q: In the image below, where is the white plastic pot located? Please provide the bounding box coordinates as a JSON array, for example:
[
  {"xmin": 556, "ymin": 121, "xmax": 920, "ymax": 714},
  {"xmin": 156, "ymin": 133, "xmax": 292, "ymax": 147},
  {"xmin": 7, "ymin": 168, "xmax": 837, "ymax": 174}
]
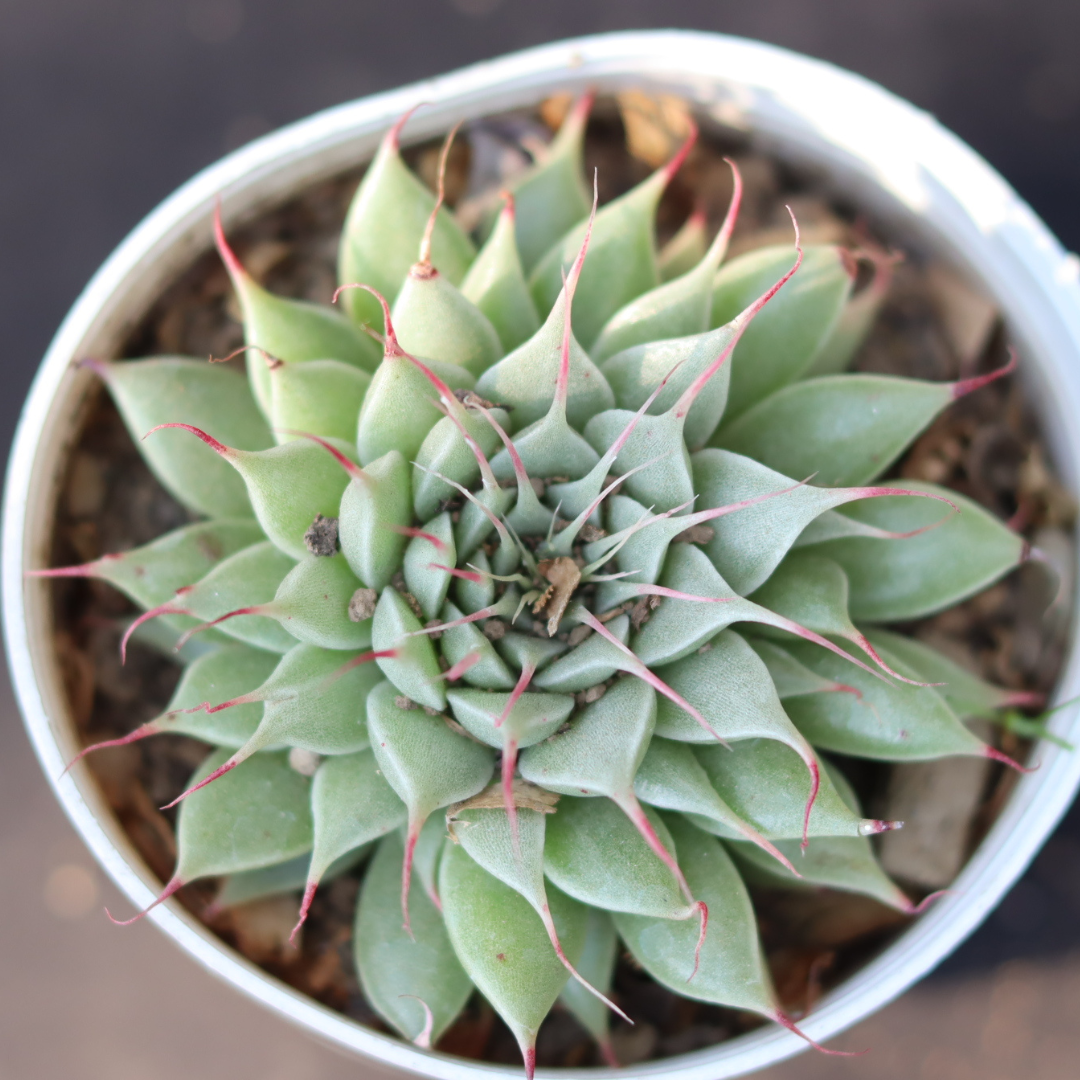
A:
[{"xmin": 5, "ymin": 29, "xmax": 1080, "ymax": 1080}]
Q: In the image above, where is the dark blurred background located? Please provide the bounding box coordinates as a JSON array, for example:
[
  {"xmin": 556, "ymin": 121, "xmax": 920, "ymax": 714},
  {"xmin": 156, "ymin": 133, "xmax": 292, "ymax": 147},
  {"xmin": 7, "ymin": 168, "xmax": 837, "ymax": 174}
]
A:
[{"xmin": 3, "ymin": 2, "xmax": 1080, "ymax": 1077}]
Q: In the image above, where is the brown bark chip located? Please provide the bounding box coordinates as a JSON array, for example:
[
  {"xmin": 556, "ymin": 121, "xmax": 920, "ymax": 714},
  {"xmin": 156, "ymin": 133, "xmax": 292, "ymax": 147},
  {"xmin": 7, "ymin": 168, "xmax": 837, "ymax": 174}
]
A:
[
  {"xmin": 303, "ymin": 514, "xmax": 339, "ymax": 556},
  {"xmin": 348, "ymin": 587, "xmax": 378, "ymax": 622}
]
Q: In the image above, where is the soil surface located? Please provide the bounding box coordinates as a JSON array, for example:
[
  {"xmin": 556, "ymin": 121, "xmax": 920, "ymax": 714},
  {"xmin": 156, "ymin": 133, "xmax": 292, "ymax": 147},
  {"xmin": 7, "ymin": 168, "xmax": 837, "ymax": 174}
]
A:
[{"xmin": 44, "ymin": 95, "xmax": 1074, "ymax": 1068}]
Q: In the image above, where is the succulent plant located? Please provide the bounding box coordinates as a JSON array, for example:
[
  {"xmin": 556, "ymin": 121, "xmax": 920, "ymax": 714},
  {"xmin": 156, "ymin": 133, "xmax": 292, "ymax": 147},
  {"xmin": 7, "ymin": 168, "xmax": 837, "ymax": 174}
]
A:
[{"xmin": 41, "ymin": 95, "xmax": 1041, "ymax": 1074}]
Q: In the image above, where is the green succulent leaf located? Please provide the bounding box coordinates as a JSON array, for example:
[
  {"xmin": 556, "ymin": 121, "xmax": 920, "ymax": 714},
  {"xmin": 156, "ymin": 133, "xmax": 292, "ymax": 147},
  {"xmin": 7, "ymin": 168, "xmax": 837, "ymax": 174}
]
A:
[
  {"xmin": 216, "ymin": 846, "xmax": 369, "ymax": 908},
  {"xmin": 780, "ymin": 639, "xmax": 993, "ymax": 761},
  {"xmin": 268, "ymin": 359, "xmax": 370, "ymax": 445},
  {"xmin": 460, "ymin": 199, "xmax": 541, "ymax": 352},
  {"xmin": 338, "ymin": 449, "xmax": 412, "ymax": 593},
  {"xmin": 726, "ymin": 763, "xmax": 914, "ymax": 911},
  {"xmin": 101, "ymin": 358, "xmax": 272, "ymax": 518},
  {"xmin": 544, "ymin": 795, "xmax": 689, "ymax": 919},
  {"xmin": 152, "ymin": 644, "xmax": 279, "ymax": 747},
  {"xmin": 711, "ymin": 244, "xmax": 852, "ymax": 420},
  {"xmin": 439, "ymin": 838, "xmax": 585, "ymax": 1072},
  {"xmin": 658, "ymin": 209, "xmax": 708, "ymax": 282},
  {"xmin": 175, "ymin": 748, "xmax": 313, "ymax": 882},
  {"xmin": 270, "ymin": 554, "xmax": 372, "ymax": 650},
  {"xmin": 530, "ymin": 149, "xmax": 680, "ymax": 348},
  {"xmin": 508, "ymin": 94, "xmax": 593, "ymax": 274},
  {"xmin": 808, "ymin": 481, "xmax": 1027, "ymax": 621},
  {"xmin": 715, "ymin": 373, "xmax": 961, "ymax": 488},
  {"xmin": 614, "ymin": 814, "xmax": 777, "ymax": 1017},
  {"xmin": 357, "ymin": 831, "xmax": 473, "ymax": 1046},
  {"xmin": 45, "ymin": 518, "xmax": 263, "ymax": 611},
  {"xmin": 402, "ymin": 512, "xmax": 456, "ymax": 621},
  {"xmin": 307, "ymin": 749, "xmax": 407, "ymax": 891},
  {"xmin": 338, "ymin": 119, "xmax": 475, "ymax": 332},
  {"xmin": 172, "ymin": 540, "xmax": 298, "ymax": 654},
  {"xmin": 557, "ymin": 907, "xmax": 619, "ymax": 1057},
  {"xmin": 693, "ymin": 738, "xmax": 866, "ymax": 840},
  {"xmin": 447, "ymin": 687, "xmax": 574, "ymax": 749},
  {"xmin": 392, "ymin": 267, "xmax": 503, "ymax": 378}
]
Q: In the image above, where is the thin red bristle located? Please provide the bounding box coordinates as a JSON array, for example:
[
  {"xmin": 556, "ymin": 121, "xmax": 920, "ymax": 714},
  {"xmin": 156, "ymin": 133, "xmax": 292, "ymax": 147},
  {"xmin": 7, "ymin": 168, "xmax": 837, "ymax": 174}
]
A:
[
  {"xmin": 213, "ymin": 202, "xmax": 247, "ymax": 281},
  {"xmin": 773, "ymin": 1011, "xmax": 867, "ymax": 1057},
  {"xmin": 555, "ymin": 173, "xmax": 598, "ymax": 410},
  {"xmin": 105, "ymin": 875, "xmax": 184, "ymax": 926},
  {"xmin": 390, "ymin": 525, "xmax": 448, "ymax": 551},
  {"xmin": 143, "ymin": 422, "xmax": 231, "ymax": 457},
  {"xmin": 905, "ymin": 888, "xmax": 951, "ymax": 916},
  {"xmin": 281, "ymin": 430, "xmax": 367, "ymax": 481},
  {"xmin": 417, "ymin": 122, "xmax": 460, "ymax": 268},
  {"xmin": 174, "ymin": 605, "xmax": 267, "ymax": 650},
  {"xmin": 689, "ymin": 901, "xmax": 708, "ymax": 981},
  {"xmin": 429, "ymin": 563, "xmax": 485, "ymax": 583},
  {"xmin": 801, "ymin": 757, "xmax": 820, "ymax": 850},
  {"xmin": 159, "ymin": 757, "xmax": 239, "ymax": 810},
  {"xmin": 119, "ymin": 600, "xmax": 190, "ymax": 663},
  {"xmin": 617, "ymin": 790, "xmax": 695, "ymax": 907},
  {"xmin": 289, "ymin": 881, "xmax": 318, "ymax": 945},
  {"xmin": 401, "ymin": 818, "xmax": 421, "ymax": 937},
  {"xmin": 386, "ymin": 103, "xmax": 428, "ymax": 151},
  {"xmin": 985, "ymin": 746, "xmax": 1037, "ymax": 773},
  {"xmin": 438, "ymin": 651, "xmax": 482, "ymax": 683},
  {"xmin": 952, "ymin": 350, "xmax": 1017, "ymax": 400},
  {"xmin": 660, "ymin": 119, "xmax": 699, "ymax": 185},
  {"xmin": 673, "ymin": 210, "xmax": 802, "ymax": 420},
  {"xmin": 62, "ymin": 723, "xmax": 159, "ymax": 776}
]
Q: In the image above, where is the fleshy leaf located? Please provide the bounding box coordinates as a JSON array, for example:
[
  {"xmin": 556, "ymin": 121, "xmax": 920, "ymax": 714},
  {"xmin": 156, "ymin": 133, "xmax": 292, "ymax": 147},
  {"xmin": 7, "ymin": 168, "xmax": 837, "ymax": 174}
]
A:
[
  {"xmin": 557, "ymin": 907, "xmax": 620, "ymax": 1063},
  {"xmin": 356, "ymin": 338, "xmax": 474, "ymax": 467},
  {"xmin": 862, "ymin": 628, "xmax": 1036, "ymax": 716},
  {"xmin": 356, "ymin": 831, "xmax": 473, "ymax": 1046},
  {"xmin": 448, "ymin": 793, "xmax": 625, "ymax": 1020},
  {"xmin": 447, "ymin": 688, "xmax": 574, "ymax": 749},
  {"xmin": 164, "ymin": 645, "xmax": 383, "ymax": 807},
  {"xmin": 300, "ymin": 749, "xmax": 407, "ymax": 921},
  {"xmin": 402, "ymin": 512, "xmax": 456, "ymax": 620},
  {"xmin": 147, "ymin": 425, "xmax": 357, "ymax": 560},
  {"xmin": 692, "ymin": 448, "xmax": 950, "ymax": 595},
  {"xmin": 614, "ymin": 815, "xmax": 776, "ymax": 1016},
  {"xmin": 268, "ymin": 359, "xmax": 370, "ymax": 444},
  {"xmin": 372, "ymin": 587, "xmax": 446, "ymax": 711},
  {"xmin": 338, "ymin": 113, "xmax": 475, "ymax": 332},
  {"xmin": 509, "ymin": 92, "xmax": 593, "ymax": 273},
  {"xmin": 711, "ymin": 244, "xmax": 852, "ymax": 420},
  {"xmin": 780, "ymin": 639, "xmax": 996, "ymax": 761},
  {"xmin": 439, "ymin": 601, "xmax": 516, "ymax": 690},
  {"xmin": 170, "ymin": 748, "xmax": 313, "ymax": 890},
  {"xmin": 366, "ymin": 680, "xmax": 494, "ymax": 926},
  {"xmin": 715, "ymin": 366, "xmax": 1013, "ymax": 488},
  {"xmin": 215, "ymin": 212, "xmax": 379, "ymax": 417},
  {"xmin": 440, "ymin": 838, "xmax": 585, "ymax": 1077},
  {"xmin": 99, "ymin": 359, "xmax": 272, "ymax": 518},
  {"xmin": 69, "ymin": 644, "xmax": 278, "ymax": 766},
  {"xmin": 263, "ymin": 554, "xmax": 372, "ymax": 650},
  {"xmin": 32, "ymin": 518, "xmax": 263, "ymax": 611},
  {"xmin": 544, "ymin": 795, "xmax": 692, "ymax": 920},
  {"xmin": 532, "ymin": 615, "xmax": 631, "ymax": 693},
  {"xmin": 746, "ymin": 636, "xmax": 860, "ymax": 700},
  {"xmin": 693, "ymin": 738, "xmax": 878, "ymax": 840},
  {"xmin": 529, "ymin": 129, "xmax": 695, "ymax": 347},
  {"xmin": 216, "ymin": 846, "xmax": 369, "ymax": 909},
  {"xmin": 392, "ymin": 266, "xmax": 503, "ymax": 379},
  {"xmin": 590, "ymin": 164, "xmax": 740, "ymax": 362},
  {"xmin": 658, "ymin": 207, "xmax": 708, "ymax": 282},
  {"xmin": 633, "ymin": 735, "xmax": 796, "ymax": 873},
  {"xmin": 338, "ymin": 449, "xmax": 412, "ymax": 592},
  {"xmin": 805, "ymin": 250, "xmax": 892, "ymax": 377},
  {"xmin": 475, "ymin": 269, "xmax": 613, "ymax": 432},
  {"xmin": 412, "ymin": 406, "xmax": 509, "ymax": 521},
  {"xmin": 808, "ymin": 481, "xmax": 1028, "ymax": 621},
  {"xmin": 726, "ymin": 762, "xmax": 916, "ymax": 912},
  {"xmin": 127, "ymin": 541, "xmax": 297, "ymax": 656},
  {"xmin": 460, "ymin": 196, "xmax": 541, "ymax": 352}
]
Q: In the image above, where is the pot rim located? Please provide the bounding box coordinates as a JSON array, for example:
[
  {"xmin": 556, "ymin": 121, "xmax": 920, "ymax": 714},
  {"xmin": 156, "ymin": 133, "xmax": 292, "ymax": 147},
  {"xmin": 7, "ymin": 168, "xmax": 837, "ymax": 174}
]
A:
[{"xmin": 5, "ymin": 29, "xmax": 1080, "ymax": 1080}]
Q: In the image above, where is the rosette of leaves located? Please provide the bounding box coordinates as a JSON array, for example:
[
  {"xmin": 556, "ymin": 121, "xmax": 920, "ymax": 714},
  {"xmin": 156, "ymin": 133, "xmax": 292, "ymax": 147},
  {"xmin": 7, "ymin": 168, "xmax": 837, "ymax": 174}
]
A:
[{"xmin": 40, "ymin": 97, "xmax": 1042, "ymax": 1074}]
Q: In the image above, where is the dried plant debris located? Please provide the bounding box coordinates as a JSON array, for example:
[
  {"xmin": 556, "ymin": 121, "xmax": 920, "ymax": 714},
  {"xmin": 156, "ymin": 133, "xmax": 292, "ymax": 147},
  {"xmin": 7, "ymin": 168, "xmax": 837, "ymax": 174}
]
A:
[{"xmin": 39, "ymin": 91, "xmax": 1071, "ymax": 1073}]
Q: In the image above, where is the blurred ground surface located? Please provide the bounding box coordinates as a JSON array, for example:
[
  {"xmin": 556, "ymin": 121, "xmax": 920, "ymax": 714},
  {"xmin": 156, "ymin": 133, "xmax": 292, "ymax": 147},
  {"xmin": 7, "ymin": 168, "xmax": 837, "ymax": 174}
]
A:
[{"xmin": 4, "ymin": 2, "xmax": 1080, "ymax": 1078}]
